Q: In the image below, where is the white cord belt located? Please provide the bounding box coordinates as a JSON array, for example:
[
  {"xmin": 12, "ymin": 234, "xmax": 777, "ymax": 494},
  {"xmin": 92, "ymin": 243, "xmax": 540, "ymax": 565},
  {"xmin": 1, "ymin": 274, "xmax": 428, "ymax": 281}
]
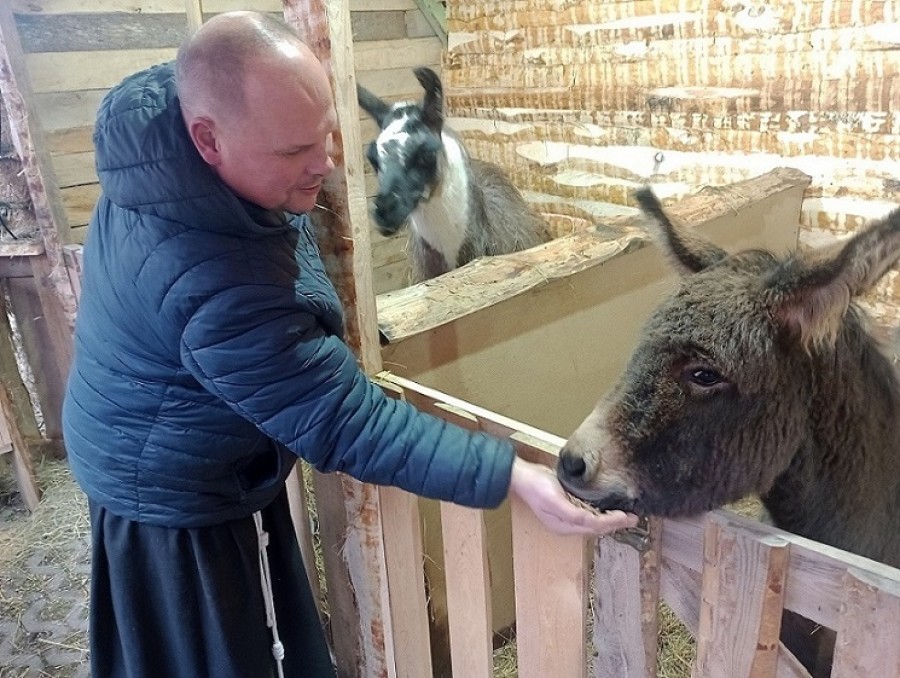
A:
[{"xmin": 254, "ymin": 510, "xmax": 286, "ymax": 678}]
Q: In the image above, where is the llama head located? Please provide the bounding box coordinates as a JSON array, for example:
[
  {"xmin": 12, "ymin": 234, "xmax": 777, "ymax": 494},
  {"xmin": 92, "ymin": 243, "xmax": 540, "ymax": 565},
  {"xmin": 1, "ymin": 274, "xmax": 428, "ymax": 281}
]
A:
[
  {"xmin": 556, "ymin": 187, "xmax": 900, "ymax": 519},
  {"xmin": 357, "ymin": 67, "xmax": 446, "ymax": 235}
]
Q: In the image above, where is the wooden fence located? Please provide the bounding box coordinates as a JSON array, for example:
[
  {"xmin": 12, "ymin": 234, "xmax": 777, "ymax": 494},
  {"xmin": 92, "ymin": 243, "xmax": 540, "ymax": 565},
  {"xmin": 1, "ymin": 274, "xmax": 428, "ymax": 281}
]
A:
[{"xmin": 277, "ymin": 371, "xmax": 900, "ymax": 678}]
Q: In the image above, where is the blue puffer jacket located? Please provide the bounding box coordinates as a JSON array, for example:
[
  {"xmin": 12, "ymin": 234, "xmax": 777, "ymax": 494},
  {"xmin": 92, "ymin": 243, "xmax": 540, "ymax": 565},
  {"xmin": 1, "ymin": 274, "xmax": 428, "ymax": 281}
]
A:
[{"xmin": 62, "ymin": 63, "xmax": 515, "ymax": 528}]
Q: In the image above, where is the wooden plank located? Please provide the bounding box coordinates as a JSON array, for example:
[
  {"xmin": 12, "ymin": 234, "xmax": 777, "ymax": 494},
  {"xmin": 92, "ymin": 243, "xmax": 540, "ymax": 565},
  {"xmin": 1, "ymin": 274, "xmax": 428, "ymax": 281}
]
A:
[
  {"xmin": 281, "ymin": 3, "xmax": 390, "ymax": 677},
  {"xmin": 405, "ymin": 9, "xmax": 438, "ymax": 39},
  {"xmin": 15, "ymin": 12, "xmax": 187, "ymax": 53},
  {"xmin": 660, "ymin": 558, "xmax": 702, "ymax": 635},
  {"xmin": 379, "ymin": 485, "xmax": 434, "ymax": 678},
  {"xmin": 60, "ymin": 184, "xmax": 99, "ymax": 228},
  {"xmin": 284, "ymin": 462, "xmax": 325, "ymax": 622},
  {"xmin": 357, "ymin": 66, "xmax": 441, "ymax": 101},
  {"xmin": 61, "ymin": 243, "xmax": 82, "ymax": 304},
  {"xmin": 6, "ymin": 255, "xmax": 74, "ymax": 440},
  {"xmin": 34, "ymin": 90, "xmax": 107, "ymax": 132},
  {"xmin": 11, "ymin": 0, "xmax": 186, "ymax": 13},
  {"xmin": 661, "ymin": 511, "xmax": 900, "ymax": 632},
  {"xmin": 45, "ymin": 126, "xmax": 94, "ymax": 155},
  {"xmin": 376, "ymin": 377, "xmax": 434, "ymax": 678},
  {"xmin": 831, "ymin": 568, "xmax": 900, "ymax": 677},
  {"xmin": 693, "ymin": 515, "xmax": 789, "ymax": 678},
  {"xmin": 0, "ymin": 287, "xmax": 42, "ymax": 510},
  {"xmin": 350, "ymin": 11, "xmax": 408, "ymax": 42},
  {"xmin": 51, "ymin": 151, "xmax": 96, "ymax": 189},
  {"xmin": 511, "ymin": 495, "xmax": 589, "ymax": 678},
  {"xmin": 184, "ymin": 0, "xmax": 203, "ymax": 34},
  {"xmin": 593, "ymin": 518, "xmax": 661, "ymax": 678},
  {"xmin": 440, "ymin": 499, "xmax": 493, "ymax": 678},
  {"xmin": 426, "ymin": 401, "xmax": 493, "ymax": 678},
  {"xmin": 353, "ymin": 37, "xmax": 442, "ymax": 72},
  {"xmin": 351, "ymin": 0, "xmax": 417, "ymax": 10},
  {"xmin": 26, "ymin": 48, "xmax": 177, "ymax": 93},
  {"xmin": 0, "ymin": 6, "xmax": 76, "ymax": 346},
  {"xmin": 411, "ymin": 0, "xmax": 446, "ymax": 42},
  {"xmin": 382, "ymin": 372, "xmax": 567, "ymax": 468}
]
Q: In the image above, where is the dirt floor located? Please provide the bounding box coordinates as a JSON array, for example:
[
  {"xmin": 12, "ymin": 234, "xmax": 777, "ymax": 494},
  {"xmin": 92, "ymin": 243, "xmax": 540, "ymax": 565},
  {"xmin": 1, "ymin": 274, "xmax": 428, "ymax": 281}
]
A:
[{"xmin": 0, "ymin": 459, "xmax": 90, "ymax": 677}]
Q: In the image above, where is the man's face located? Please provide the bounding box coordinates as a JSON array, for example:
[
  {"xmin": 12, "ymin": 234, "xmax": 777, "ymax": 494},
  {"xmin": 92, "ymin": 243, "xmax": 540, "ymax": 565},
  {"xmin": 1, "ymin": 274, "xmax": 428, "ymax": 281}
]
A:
[{"xmin": 213, "ymin": 57, "xmax": 338, "ymax": 214}]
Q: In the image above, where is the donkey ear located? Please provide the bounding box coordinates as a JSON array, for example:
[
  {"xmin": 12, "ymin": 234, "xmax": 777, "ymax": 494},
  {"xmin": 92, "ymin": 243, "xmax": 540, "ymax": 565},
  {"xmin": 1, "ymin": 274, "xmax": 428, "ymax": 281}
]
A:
[
  {"xmin": 764, "ymin": 206, "xmax": 900, "ymax": 349},
  {"xmin": 634, "ymin": 187, "xmax": 727, "ymax": 275},
  {"xmin": 357, "ymin": 84, "xmax": 391, "ymax": 129},
  {"xmin": 413, "ymin": 66, "xmax": 444, "ymax": 135}
]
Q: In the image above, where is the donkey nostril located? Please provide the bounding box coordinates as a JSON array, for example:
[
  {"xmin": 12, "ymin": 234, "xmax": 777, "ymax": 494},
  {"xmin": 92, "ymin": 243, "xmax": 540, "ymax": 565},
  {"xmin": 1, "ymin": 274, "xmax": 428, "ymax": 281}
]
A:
[{"xmin": 559, "ymin": 452, "xmax": 587, "ymax": 478}]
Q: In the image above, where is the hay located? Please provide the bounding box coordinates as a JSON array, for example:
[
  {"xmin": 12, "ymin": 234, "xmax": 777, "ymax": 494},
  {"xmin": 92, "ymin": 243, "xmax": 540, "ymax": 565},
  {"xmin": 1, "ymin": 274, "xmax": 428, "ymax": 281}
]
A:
[{"xmin": 0, "ymin": 457, "xmax": 88, "ymax": 569}]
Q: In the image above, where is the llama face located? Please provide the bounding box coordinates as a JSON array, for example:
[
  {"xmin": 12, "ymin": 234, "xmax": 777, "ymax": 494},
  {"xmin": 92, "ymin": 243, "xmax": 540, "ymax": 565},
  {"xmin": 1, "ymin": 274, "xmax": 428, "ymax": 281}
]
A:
[{"xmin": 365, "ymin": 105, "xmax": 443, "ymax": 235}]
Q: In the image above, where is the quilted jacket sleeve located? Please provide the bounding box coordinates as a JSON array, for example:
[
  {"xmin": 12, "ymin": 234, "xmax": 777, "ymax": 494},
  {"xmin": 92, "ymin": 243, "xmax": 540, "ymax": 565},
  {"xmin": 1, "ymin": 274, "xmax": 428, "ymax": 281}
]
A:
[{"xmin": 179, "ymin": 284, "xmax": 515, "ymax": 509}]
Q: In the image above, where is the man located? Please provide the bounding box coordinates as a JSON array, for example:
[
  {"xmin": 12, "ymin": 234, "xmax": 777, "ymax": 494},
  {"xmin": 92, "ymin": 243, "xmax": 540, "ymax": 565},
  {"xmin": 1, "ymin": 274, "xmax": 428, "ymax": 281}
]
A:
[{"xmin": 62, "ymin": 11, "xmax": 636, "ymax": 678}]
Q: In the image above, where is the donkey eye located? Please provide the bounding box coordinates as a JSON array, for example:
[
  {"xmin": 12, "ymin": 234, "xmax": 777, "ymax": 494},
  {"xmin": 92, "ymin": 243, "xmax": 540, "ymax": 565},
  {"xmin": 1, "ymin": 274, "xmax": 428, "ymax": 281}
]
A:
[{"xmin": 688, "ymin": 368, "xmax": 722, "ymax": 387}]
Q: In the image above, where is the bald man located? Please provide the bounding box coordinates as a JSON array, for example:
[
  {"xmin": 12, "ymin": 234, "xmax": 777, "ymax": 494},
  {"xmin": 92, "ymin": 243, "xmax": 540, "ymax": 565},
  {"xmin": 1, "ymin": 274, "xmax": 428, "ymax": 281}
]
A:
[{"xmin": 63, "ymin": 11, "xmax": 636, "ymax": 678}]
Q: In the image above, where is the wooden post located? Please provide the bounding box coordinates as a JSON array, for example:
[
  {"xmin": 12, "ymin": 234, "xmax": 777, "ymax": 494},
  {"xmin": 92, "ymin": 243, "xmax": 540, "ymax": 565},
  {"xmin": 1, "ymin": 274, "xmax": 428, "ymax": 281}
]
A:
[
  {"xmin": 184, "ymin": 0, "xmax": 204, "ymax": 34},
  {"xmin": 281, "ymin": 2, "xmax": 392, "ymax": 676},
  {"xmin": 0, "ymin": 291, "xmax": 42, "ymax": 509},
  {"xmin": 593, "ymin": 519, "xmax": 662, "ymax": 678},
  {"xmin": 0, "ymin": 5, "xmax": 75, "ymax": 441}
]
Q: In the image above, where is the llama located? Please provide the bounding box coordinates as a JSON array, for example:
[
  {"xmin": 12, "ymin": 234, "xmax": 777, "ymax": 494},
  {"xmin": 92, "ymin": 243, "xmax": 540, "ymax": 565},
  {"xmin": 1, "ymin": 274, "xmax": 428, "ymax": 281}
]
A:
[
  {"xmin": 357, "ymin": 67, "xmax": 551, "ymax": 283},
  {"xmin": 556, "ymin": 187, "xmax": 900, "ymax": 676}
]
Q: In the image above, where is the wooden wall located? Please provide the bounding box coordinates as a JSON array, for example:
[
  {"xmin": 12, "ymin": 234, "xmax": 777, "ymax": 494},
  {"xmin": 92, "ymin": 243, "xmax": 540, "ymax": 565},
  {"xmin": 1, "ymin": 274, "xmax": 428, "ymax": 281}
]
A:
[
  {"xmin": 8, "ymin": 0, "xmax": 442, "ymax": 293},
  {"xmin": 443, "ymin": 0, "xmax": 900, "ymax": 328}
]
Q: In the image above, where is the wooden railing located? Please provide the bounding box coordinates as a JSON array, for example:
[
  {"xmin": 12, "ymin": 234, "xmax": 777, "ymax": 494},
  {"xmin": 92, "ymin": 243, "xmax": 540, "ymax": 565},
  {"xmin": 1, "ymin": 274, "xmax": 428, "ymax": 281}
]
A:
[{"xmin": 306, "ymin": 372, "xmax": 900, "ymax": 678}]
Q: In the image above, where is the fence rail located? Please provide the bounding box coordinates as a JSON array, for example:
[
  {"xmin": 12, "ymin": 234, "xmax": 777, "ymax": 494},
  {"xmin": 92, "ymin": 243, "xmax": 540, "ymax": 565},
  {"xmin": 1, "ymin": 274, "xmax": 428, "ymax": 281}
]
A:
[{"xmin": 332, "ymin": 372, "xmax": 900, "ymax": 678}]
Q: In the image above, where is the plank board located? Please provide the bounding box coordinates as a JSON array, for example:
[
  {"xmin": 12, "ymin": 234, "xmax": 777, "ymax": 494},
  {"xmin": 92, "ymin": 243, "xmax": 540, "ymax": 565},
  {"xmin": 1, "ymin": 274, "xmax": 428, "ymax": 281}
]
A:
[
  {"xmin": 15, "ymin": 12, "xmax": 187, "ymax": 53},
  {"xmin": 27, "ymin": 48, "xmax": 177, "ymax": 93}
]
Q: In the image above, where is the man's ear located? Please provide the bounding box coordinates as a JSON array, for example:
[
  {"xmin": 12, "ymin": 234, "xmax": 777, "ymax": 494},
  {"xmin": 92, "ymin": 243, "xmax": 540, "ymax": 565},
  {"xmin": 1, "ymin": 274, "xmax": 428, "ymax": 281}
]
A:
[{"xmin": 186, "ymin": 116, "xmax": 221, "ymax": 167}]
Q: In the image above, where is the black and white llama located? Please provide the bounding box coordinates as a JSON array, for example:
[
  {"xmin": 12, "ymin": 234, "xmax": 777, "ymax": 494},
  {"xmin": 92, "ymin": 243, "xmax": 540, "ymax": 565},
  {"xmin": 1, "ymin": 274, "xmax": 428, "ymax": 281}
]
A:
[{"xmin": 358, "ymin": 67, "xmax": 551, "ymax": 283}]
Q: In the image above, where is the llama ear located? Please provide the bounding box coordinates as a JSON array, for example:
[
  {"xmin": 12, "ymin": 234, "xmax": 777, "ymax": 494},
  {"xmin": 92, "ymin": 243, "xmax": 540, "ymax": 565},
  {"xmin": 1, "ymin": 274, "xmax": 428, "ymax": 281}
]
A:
[
  {"xmin": 357, "ymin": 84, "xmax": 391, "ymax": 129},
  {"xmin": 413, "ymin": 67, "xmax": 444, "ymax": 135},
  {"xmin": 634, "ymin": 187, "xmax": 727, "ymax": 275},
  {"xmin": 764, "ymin": 206, "xmax": 900, "ymax": 348}
]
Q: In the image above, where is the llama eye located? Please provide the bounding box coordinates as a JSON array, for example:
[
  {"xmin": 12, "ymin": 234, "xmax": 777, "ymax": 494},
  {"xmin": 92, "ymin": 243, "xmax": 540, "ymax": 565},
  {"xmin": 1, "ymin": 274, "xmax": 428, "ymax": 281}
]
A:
[
  {"xmin": 416, "ymin": 149, "xmax": 436, "ymax": 167},
  {"xmin": 689, "ymin": 368, "xmax": 722, "ymax": 387}
]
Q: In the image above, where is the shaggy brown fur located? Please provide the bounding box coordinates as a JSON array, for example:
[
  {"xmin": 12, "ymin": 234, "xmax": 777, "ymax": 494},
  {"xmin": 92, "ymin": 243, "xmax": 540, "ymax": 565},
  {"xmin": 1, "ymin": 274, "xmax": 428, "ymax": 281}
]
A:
[{"xmin": 558, "ymin": 188, "xmax": 900, "ymax": 676}]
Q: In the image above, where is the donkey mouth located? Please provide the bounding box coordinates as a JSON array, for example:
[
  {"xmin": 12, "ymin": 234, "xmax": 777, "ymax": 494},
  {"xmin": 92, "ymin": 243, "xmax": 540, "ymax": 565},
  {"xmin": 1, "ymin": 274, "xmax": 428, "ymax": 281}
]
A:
[{"xmin": 558, "ymin": 476, "xmax": 641, "ymax": 514}]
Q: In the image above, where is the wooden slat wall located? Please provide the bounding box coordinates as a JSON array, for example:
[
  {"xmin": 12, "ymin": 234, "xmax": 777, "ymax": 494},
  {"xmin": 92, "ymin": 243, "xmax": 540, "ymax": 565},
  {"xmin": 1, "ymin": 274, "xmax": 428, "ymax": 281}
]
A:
[
  {"xmin": 9, "ymin": 0, "xmax": 442, "ymax": 293},
  {"xmin": 444, "ymin": 0, "xmax": 900, "ymax": 328}
]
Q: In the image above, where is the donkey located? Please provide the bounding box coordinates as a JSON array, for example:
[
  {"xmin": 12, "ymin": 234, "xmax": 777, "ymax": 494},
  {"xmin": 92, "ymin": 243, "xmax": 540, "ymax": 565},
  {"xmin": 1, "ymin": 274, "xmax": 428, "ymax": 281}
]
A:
[
  {"xmin": 556, "ymin": 187, "xmax": 900, "ymax": 676},
  {"xmin": 357, "ymin": 67, "xmax": 551, "ymax": 283}
]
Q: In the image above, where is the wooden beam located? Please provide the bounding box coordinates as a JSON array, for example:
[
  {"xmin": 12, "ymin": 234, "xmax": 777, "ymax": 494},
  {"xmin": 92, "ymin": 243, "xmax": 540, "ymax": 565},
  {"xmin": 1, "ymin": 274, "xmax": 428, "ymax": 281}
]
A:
[
  {"xmin": 0, "ymin": 5, "xmax": 76, "ymax": 309},
  {"xmin": 281, "ymin": 2, "xmax": 392, "ymax": 677},
  {"xmin": 512, "ymin": 497, "xmax": 590, "ymax": 678},
  {"xmin": 0, "ymin": 291, "xmax": 42, "ymax": 510},
  {"xmin": 184, "ymin": 0, "xmax": 204, "ymax": 34},
  {"xmin": 411, "ymin": 0, "xmax": 446, "ymax": 42}
]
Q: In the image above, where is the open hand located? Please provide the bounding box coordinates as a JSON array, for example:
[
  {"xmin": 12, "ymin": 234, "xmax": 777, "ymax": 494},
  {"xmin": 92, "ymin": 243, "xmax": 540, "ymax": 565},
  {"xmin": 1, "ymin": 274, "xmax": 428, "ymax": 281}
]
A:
[{"xmin": 508, "ymin": 457, "xmax": 639, "ymax": 536}]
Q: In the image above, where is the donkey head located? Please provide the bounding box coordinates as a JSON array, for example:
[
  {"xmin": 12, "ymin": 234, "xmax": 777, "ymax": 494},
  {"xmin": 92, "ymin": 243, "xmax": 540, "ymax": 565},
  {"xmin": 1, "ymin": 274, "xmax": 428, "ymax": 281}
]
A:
[
  {"xmin": 557, "ymin": 188, "xmax": 900, "ymax": 518},
  {"xmin": 357, "ymin": 67, "xmax": 445, "ymax": 235}
]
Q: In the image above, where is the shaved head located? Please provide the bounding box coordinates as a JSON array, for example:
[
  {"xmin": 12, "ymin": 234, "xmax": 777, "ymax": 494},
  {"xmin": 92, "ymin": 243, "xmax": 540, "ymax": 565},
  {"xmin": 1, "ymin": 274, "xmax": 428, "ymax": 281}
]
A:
[
  {"xmin": 175, "ymin": 10, "xmax": 338, "ymax": 213},
  {"xmin": 176, "ymin": 11, "xmax": 309, "ymax": 123}
]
